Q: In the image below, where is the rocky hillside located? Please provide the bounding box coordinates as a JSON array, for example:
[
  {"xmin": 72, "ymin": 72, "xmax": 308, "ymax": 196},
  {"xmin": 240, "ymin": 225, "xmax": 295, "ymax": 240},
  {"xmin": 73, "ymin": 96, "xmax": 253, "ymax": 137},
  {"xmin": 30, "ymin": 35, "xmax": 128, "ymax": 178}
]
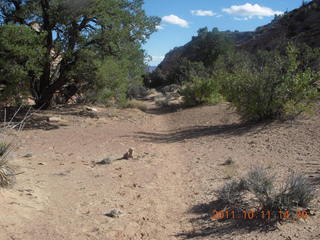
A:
[
  {"xmin": 241, "ymin": 0, "xmax": 320, "ymax": 52},
  {"xmin": 155, "ymin": 0, "xmax": 320, "ymax": 83},
  {"xmin": 157, "ymin": 30, "xmax": 253, "ymax": 74}
]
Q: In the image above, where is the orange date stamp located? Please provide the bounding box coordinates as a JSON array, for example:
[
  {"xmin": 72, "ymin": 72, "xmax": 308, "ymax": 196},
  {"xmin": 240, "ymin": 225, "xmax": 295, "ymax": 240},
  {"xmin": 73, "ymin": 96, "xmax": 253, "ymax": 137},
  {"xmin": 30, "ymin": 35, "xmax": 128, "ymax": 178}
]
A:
[{"xmin": 211, "ymin": 209, "xmax": 309, "ymax": 220}]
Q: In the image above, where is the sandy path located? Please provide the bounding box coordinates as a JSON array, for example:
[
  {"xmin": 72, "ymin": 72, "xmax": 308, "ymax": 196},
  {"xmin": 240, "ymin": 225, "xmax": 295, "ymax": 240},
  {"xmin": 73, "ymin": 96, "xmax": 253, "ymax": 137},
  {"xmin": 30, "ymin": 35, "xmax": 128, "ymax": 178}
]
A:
[
  {"xmin": 1, "ymin": 101, "xmax": 319, "ymax": 240},
  {"xmin": 0, "ymin": 103, "xmax": 194, "ymax": 240}
]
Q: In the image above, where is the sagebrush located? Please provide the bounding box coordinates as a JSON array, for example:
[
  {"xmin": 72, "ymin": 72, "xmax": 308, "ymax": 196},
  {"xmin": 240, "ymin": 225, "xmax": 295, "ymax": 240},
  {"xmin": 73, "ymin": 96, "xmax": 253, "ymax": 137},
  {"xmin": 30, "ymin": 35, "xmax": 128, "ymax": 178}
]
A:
[{"xmin": 217, "ymin": 167, "xmax": 316, "ymax": 219}]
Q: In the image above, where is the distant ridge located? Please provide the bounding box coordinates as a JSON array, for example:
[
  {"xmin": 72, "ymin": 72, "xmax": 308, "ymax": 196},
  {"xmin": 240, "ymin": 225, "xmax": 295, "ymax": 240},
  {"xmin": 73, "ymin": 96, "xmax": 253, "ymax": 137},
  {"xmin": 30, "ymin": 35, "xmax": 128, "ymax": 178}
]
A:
[
  {"xmin": 147, "ymin": 66, "xmax": 157, "ymax": 73},
  {"xmin": 155, "ymin": 0, "xmax": 320, "ymax": 86}
]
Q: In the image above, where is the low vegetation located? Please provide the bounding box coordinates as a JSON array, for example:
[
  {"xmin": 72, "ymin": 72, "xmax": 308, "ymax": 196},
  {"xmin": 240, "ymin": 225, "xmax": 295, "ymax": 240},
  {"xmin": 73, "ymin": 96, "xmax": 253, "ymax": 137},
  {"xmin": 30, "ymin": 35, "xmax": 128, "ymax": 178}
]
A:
[
  {"xmin": 149, "ymin": 28, "xmax": 319, "ymax": 121},
  {"xmin": 123, "ymin": 99, "xmax": 147, "ymax": 111},
  {"xmin": 181, "ymin": 76, "xmax": 221, "ymax": 107},
  {"xmin": 0, "ymin": 140, "xmax": 14, "ymax": 187},
  {"xmin": 217, "ymin": 167, "xmax": 316, "ymax": 220},
  {"xmin": 219, "ymin": 44, "xmax": 320, "ymax": 121}
]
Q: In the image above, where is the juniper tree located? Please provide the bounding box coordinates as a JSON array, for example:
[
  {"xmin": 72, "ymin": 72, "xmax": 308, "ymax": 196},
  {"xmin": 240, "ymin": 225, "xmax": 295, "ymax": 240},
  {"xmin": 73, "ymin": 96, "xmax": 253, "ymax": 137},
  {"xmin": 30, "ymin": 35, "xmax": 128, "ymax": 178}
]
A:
[{"xmin": 0, "ymin": 0, "xmax": 160, "ymax": 108}]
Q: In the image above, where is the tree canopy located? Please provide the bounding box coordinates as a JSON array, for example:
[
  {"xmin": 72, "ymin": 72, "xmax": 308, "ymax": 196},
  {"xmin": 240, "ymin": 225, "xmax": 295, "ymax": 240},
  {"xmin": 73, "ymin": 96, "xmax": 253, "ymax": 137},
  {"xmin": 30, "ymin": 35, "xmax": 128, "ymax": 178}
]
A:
[{"xmin": 0, "ymin": 0, "xmax": 160, "ymax": 107}]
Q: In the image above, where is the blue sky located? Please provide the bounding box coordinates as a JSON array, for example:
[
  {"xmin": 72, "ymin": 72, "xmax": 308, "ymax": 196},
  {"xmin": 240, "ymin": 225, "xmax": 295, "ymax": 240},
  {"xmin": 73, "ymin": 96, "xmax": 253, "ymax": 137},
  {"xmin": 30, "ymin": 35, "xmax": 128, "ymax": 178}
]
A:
[{"xmin": 142, "ymin": 0, "xmax": 309, "ymax": 66}]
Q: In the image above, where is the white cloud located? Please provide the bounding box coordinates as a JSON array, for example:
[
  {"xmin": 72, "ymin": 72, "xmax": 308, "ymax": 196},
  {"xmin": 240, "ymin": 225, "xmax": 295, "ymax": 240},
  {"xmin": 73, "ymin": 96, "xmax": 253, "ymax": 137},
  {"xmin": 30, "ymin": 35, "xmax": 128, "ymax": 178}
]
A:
[
  {"xmin": 152, "ymin": 56, "xmax": 165, "ymax": 62},
  {"xmin": 191, "ymin": 10, "xmax": 216, "ymax": 16},
  {"xmin": 222, "ymin": 3, "xmax": 283, "ymax": 20},
  {"xmin": 162, "ymin": 15, "xmax": 189, "ymax": 28},
  {"xmin": 156, "ymin": 25, "xmax": 164, "ymax": 30}
]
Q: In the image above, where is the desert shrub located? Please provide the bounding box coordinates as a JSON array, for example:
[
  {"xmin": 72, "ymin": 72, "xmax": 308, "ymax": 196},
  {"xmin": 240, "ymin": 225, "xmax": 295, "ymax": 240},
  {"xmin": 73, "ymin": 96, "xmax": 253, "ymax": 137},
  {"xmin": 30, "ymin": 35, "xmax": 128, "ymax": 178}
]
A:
[
  {"xmin": 123, "ymin": 99, "xmax": 147, "ymax": 111},
  {"xmin": 219, "ymin": 44, "xmax": 319, "ymax": 121},
  {"xmin": 216, "ymin": 168, "xmax": 316, "ymax": 218},
  {"xmin": 159, "ymin": 84, "xmax": 181, "ymax": 94},
  {"xmin": 217, "ymin": 179, "xmax": 247, "ymax": 205},
  {"xmin": 146, "ymin": 68, "xmax": 168, "ymax": 88},
  {"xmin": 0, "ymin": 140, "xmax": 14, "ymax": 187},
  {"xmin": 275, "ymin": 174, "xmax": 315, "ymax": 209},
  {"xmin": 244, "ymin": 167, "xmax": 275, "ymax": 209},
  {"xmin": 127, "ymin": 85, "xmax": 149, "ymax": 99},
  {"xmin": 181, "ymin": 76, "xmax": 221, "ymax": 107},
  {"xmin": 155, "ymin": 93, "xmax": 171, "ymax": 107}
]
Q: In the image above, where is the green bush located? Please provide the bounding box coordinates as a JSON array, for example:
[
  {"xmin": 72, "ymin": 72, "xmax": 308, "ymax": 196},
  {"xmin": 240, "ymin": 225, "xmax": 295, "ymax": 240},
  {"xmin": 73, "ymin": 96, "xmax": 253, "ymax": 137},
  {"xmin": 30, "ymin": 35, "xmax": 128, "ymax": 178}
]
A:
[
  {"xmin": 177, "ymin": 60, "xmax": 222, "ymax": 106},
  {"xmin": 181, "ymin": 76, "xmax": 222, "ymax": 106},
  {"xmin": 92, "ymin": 57, "xmax": 145, "ymax": 107},
  {"xmin": 219, "ymin": 44, "xmax": 319, "ymax": 121},
  {"xmin": 0, "ymin": 25, "xmax": 45, "ymax": 104}
]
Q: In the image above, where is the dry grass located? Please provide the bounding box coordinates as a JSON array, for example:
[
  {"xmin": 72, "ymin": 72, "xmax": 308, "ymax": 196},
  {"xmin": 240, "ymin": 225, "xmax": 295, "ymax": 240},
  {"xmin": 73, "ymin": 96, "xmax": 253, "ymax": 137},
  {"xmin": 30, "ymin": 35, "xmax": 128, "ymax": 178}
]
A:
[
  {"xmin": 217, "ymin": 167, "xmax": 316, "ymax": 218},
  {"xmin": 125, "ymin": 99, "xmax": 148, "ymax": 111}
]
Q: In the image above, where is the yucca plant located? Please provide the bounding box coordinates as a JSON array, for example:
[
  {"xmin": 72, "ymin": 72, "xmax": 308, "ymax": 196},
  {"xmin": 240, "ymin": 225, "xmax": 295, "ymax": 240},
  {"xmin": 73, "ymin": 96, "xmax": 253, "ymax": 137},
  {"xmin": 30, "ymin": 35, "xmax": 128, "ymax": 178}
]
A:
[
  {"xmin": 0, "ymin": 106, "xmax": 33, "ymax": 188},
  {"xmin": 0, "ymin": 141, "xmax": 10, "ymax": 157},
  {"xmin": 0, "ymin": 141, "xmax": 15, "ymax": 187}
]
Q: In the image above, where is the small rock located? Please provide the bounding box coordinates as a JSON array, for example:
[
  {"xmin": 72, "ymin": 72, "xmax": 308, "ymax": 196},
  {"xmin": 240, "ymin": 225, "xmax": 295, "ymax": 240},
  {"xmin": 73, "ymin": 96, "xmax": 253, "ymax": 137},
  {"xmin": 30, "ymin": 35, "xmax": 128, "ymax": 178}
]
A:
[
  {"xmin": 38, "ymin": 162, "xmax": 45, "ymax": 166},
  {"xmin": 23, "ymin": 153, "xmax": 33, "ymax": 158},
  {"xmin": 48, "ymin": 116, "xmax": 63, "ymax": 122},
  {"xmin": 105, "ymin": 209, "xmax": 123, "ymax": 218},
  {"xmin": 96, "ymin": 158, "xmax": 112, "ymax": 165},
  {"xmin": 85, "ymin": 106, "xmax": 98, "ymax": 112}
]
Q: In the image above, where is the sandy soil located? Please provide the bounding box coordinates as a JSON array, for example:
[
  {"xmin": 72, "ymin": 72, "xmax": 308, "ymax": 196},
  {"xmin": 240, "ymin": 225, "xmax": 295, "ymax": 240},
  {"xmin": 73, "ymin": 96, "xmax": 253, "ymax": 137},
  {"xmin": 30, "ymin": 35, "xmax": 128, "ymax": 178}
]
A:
[{"xmin": 0, "ymin": 96, "xmax": 319, "ymax": 240}]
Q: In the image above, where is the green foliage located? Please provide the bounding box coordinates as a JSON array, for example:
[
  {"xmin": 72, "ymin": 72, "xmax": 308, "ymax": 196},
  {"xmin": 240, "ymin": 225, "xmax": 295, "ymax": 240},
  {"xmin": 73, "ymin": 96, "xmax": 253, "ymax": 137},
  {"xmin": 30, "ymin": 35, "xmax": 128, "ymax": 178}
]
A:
[
  {"xmin": 174, "ymin": 60, "xmax": 221, "ymax": 106},
  {"xmin": 219, "ymin": 44, "xmax": 319, "ymax": 121},
  {"xmin": 94, "ymin": 58, "xmax": 129, "ymax": 106},
  {"xmin": 181, "ymin": 76, "xmax": 221, "ymax": 107},
  {"xmin": 167, "ymin": 58, "xmax": 209, "ymax": 84},
  {"xmin": 148, "ymin": 28, "xmax": 235, "ymax": 88},
  {"xmin": 92, "ymin": 46, "xmax": 147, "ymax": 106},
  {"xmin": 186, "ymin": 28, "xmax": 234, "ymax": 68},
  {"xmin": 0, "ymin": 0, "xmax": 160, "ymax": 108},
  {"xmin": 146, "ymin": 68, "xmax": 168, "ymax": 88},
  {"xmin": 0, "ymin": 24, "xmax": 45, "ymax": 104}
]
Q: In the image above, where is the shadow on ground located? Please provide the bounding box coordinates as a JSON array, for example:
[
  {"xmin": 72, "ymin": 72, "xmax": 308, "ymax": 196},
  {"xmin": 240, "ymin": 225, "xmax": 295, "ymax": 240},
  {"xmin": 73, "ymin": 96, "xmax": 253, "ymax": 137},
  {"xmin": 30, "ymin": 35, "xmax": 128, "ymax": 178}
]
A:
[
  {"xmin": 177, "ymin": 200, "xmax": 279, "ymax": 239},
  {"xmin": 135, "ymin": 121, "xmax": 271, "ymax": 143},
  {"xmin": 0, "ymin": 106, "xmax": 67, "ymax": 131},
  {"xmin": 141, "ymin": 104, "xmax": 184, "ymax": 115}
]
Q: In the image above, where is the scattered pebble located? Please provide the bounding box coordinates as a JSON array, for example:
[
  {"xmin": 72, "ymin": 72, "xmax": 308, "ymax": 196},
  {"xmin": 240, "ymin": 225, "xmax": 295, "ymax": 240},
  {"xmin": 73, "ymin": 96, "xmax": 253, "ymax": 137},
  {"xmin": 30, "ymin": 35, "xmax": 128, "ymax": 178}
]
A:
[
  {"xmin": 105, "ymin": 209, "xmax": 123, "ymax": 218},
  {"xmin": 23, "ymin": 153, "xmax": 33, "ymax": 158}
]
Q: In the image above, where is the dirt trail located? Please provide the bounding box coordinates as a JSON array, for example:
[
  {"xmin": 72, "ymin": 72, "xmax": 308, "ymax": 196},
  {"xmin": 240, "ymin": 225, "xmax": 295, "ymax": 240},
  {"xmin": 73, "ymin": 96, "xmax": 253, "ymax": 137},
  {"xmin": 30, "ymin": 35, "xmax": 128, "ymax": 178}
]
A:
[
  {"xmin": 0, "ymin": 99, "xmax": 320, "ymax": 240},
  {"xmin": 0, "ymin": 102, "xmax": 195, "ymax": 240}
]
